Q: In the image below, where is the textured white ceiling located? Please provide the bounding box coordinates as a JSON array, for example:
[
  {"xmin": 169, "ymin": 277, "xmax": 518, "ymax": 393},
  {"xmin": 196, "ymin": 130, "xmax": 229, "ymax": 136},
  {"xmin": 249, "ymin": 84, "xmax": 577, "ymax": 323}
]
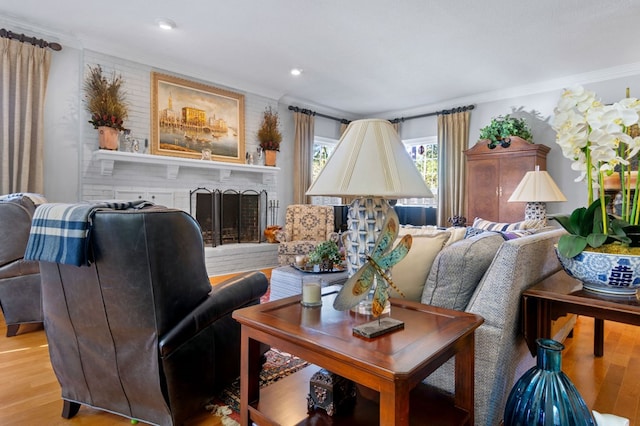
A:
[{"xmin": 2, "ymin": 0, "xmax": 640, "ymax": 116}]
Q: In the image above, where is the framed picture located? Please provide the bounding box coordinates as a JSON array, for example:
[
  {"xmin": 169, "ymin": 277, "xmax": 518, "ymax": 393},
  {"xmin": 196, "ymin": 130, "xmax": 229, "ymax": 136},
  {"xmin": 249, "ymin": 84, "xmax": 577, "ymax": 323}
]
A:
[{"xmin": 151, "ymin": 72, "xmax": 245, "ymax": 163}]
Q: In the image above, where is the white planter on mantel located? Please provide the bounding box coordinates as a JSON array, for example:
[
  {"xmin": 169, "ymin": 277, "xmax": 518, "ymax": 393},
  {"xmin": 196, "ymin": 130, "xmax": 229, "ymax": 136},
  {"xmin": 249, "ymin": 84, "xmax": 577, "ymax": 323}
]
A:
[{"xmin": 91, "ymin": 150, "xmax": 280, "ymax": 184}]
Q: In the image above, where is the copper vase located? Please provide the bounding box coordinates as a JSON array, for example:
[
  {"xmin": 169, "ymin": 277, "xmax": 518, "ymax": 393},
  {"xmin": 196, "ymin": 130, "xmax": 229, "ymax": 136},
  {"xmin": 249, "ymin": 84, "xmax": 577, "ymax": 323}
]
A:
[
  {"xmin": 264, "ymin": 149, "xmax": 277, "ymax": 166},
  {"xmin": 98, "ymin": 126, "xmax": 119, "ymax": 150}
]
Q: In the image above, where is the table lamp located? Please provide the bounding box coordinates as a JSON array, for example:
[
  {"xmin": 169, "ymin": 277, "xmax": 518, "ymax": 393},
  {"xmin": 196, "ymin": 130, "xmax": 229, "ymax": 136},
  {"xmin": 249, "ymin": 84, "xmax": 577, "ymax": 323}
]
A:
[
  {"xmin": 306, "ymin": 119, "xmax": 433, "ymax": 315},
  {"xmin": 508, "ymin": 166, "xmax": 566, "ymax": 224}
]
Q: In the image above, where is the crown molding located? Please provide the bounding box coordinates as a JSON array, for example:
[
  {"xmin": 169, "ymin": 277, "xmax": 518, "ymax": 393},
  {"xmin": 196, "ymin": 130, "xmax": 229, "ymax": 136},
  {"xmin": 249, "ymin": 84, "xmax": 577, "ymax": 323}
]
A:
[{"xmin": 378, "ymin": 61, "xmax": 640, "ymax": 119}]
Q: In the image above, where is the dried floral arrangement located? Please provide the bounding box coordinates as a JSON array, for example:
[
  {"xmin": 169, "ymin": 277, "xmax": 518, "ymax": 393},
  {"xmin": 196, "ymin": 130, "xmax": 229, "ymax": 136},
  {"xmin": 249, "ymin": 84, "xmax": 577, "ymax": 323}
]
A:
[
  {"xmin": 257, "ymin": 106, "xmax": 282, "ymax": 151},
  {"xmin": 84, "ymin": 65, "xmax": 128, "ymax": 131}
]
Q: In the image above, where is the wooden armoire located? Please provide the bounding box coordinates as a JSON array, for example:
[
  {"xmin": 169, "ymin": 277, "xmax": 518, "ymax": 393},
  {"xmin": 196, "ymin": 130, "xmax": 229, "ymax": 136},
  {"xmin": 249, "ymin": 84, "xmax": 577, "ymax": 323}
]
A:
[{"xmin": 464, "ymin": 136, "xmax": 550, "ymax": 224}]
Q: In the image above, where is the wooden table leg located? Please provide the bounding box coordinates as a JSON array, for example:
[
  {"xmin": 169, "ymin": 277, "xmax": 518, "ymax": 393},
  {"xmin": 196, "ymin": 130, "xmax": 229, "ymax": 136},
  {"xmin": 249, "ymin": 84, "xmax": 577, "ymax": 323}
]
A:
[
  {"xmin": 455, "ymin": 332, "xmax": 476, "ymax": 425},
  {"xmin": 379, "ymin": 385, "xmax": 410, "ymax": 426},
  {"xmin": 594, "ymin": 318, "xmax": 604, "ymax": 357},
  {"xmin": 239, "ymin": 328, "xmax": 261, "ymax": 426},
  {"xmin": 538, "ymin": 299, "xmax": 552, "ymax": 340}
]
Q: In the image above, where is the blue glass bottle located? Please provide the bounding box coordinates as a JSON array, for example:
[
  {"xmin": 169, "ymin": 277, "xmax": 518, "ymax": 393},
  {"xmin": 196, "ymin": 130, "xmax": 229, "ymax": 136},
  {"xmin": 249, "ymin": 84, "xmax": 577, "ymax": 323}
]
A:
[{"xmin": 504, "ymin": 338, "xmax": 596, "ymax": 426}]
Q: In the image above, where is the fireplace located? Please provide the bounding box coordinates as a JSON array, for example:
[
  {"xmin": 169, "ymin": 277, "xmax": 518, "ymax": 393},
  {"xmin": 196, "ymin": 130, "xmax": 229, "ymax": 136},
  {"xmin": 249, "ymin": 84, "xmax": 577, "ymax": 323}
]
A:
[{"xmin": 191, "ymin": 188, "xmax": 269, "ymax": 246}]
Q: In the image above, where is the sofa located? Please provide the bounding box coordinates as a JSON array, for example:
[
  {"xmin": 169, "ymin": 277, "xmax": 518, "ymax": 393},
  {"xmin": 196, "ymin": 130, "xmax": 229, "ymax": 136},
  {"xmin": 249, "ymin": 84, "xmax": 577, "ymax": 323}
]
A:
[
  {"xmin": 0, "ymin": 193, "xmax": 46, "ymax": 336},
  {"xmin": 390, "ymin": 224, "xmax": 570, "ymax": 426}
]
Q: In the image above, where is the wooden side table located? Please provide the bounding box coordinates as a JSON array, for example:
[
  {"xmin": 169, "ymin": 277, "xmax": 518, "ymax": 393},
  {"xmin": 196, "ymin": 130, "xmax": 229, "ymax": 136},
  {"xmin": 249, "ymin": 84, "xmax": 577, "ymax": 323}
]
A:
[
  {"xmin": 522, "ymin": 271, "xmax": 640, "ymax": 357},
  {"xmin": 233, "ymin": 286, "xmax": 483, "ymax": 425}
]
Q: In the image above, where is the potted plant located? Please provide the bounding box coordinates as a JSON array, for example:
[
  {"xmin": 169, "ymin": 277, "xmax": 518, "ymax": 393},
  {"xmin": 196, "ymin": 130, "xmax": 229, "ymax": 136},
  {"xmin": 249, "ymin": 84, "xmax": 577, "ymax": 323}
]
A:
[
  {"xmin": 257, "ymin": 106, "xmax": 282, "ymax": 166},
  {"xmin": 308, "ymin": 240, "xmax": 342, "ymax": 272},
  {"xmin": 479, "ymin": 114, "xmax": 533, "ymax": 149},
  {"xmin": 551, "ymin": 86, "xmax": 640, "ymax": 294},
  {"xmin": 84, "ymin": 65, "xmax": 128, "ymax": 150}
]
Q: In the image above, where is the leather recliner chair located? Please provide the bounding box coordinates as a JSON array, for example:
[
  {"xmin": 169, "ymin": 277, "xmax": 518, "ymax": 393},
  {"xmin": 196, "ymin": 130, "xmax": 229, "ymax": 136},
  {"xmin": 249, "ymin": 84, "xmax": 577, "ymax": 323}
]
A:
[
  {"xmin": 36, "ymin": 206, "xmax": 268, "ymax": 426},
  {"xmin": 0, "ymin": 193, "xmax": 45, "ymax": 336}
]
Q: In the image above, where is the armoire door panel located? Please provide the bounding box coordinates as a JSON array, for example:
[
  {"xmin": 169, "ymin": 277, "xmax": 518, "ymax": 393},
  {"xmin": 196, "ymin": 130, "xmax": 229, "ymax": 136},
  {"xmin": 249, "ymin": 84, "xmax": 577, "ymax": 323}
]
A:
[{"xmin": 466, "ymin": 158, "xmax": 499, "ymax": 222}]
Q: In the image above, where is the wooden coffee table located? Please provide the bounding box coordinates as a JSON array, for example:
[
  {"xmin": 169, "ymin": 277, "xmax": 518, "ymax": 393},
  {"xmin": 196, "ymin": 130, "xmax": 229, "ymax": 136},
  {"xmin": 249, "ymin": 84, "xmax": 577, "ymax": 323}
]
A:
[
  {"xmin": 522, "ymin": 271, "xmax": 640, "ymax": 357},
  {"xmin": 232, "ymin": 286, "xmax": 484, "ymax": 425}
]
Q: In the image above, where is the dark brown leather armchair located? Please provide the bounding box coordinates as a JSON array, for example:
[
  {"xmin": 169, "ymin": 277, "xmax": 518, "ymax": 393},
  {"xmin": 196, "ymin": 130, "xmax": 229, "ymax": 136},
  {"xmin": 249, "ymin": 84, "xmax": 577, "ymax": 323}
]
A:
[
  {"xmin": 0, "ymin": 194, "xmax": 45, "ymax": 336},
  {"xmin": 37, "ymin": 206, "xmax": 268, "ymax": 425}
]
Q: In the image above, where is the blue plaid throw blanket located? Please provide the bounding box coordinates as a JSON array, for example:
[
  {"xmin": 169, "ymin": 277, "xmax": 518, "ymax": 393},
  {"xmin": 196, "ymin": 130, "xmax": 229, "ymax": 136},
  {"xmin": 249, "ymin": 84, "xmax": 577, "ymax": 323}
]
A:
[{"xmin": 25, "ymin": 200, "xmax": 152, "ymax": 266}]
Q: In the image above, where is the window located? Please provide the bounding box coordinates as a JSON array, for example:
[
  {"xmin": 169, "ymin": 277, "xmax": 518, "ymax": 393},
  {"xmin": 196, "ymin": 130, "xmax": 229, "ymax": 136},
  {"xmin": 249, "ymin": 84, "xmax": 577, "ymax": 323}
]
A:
[
  {"xmin": 399, "ymin": 136, "xmax": 438, "ymax": 207},
  {"xmin": 311, "ymin": 136, "xmax": 341, "ymax": 205}
]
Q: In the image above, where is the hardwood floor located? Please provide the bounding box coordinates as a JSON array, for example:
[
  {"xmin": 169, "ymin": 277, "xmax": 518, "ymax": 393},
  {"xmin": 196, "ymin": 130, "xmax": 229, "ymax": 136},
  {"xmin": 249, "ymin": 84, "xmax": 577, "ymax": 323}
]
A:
[
  {"xmin": 562, "ymin": 316, "xmax": 640, "ymax": 424},
  {"xmin": 0, "ymin": 311, "xmax": 637, "ymax": 425}
]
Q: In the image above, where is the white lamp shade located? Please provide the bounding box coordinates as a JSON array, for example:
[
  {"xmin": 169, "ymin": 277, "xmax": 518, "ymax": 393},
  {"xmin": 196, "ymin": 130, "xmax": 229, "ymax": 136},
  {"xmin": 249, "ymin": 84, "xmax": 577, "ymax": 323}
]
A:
[
  {"xmin": 508, "ymin": 169, "xmax": 567, "ymax": 203},
  {"xmin": 306, "ymin": 119, "xmax": 433, "ymax": 198}
]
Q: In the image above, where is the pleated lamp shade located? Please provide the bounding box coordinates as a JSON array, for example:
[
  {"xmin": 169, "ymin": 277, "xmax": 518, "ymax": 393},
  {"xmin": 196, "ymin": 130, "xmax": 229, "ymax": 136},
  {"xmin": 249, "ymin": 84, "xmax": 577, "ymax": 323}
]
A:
[
  {"xmin": 508, "ymin": 167, "xmax": 566, "ymax": 222},
  {"xmin": 508, "ymin": 168, "xmax": 567, "ymax": 203}
]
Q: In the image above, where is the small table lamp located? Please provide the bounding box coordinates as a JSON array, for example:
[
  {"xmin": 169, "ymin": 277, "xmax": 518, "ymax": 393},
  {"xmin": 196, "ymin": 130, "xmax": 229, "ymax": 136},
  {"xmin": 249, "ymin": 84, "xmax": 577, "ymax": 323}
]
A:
[
  {"xmin": 508, "ymin": 166, "xmax": 567, "ymax": 223},
  {"xmin": 306, "ymin": 118, "xmax": 433, "ymax": 277}
]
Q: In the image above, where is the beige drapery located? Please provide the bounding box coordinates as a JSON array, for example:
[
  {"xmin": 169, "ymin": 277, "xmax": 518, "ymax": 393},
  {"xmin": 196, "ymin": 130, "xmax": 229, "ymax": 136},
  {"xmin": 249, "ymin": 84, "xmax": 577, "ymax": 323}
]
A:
[
  {"xmin": 437, "ymin": 111, "xmax": 470, "ymax": 227},
  {"xmin": 293, "ymin": 111, "xmax": 315, "ymax": 204},
  {"xmin": 0, "ymin": 38, "xmax": 51, "ymax": 194},
  {"xmin": 338, "ymin": 122, "xmax": 351, "ymax": 205}
]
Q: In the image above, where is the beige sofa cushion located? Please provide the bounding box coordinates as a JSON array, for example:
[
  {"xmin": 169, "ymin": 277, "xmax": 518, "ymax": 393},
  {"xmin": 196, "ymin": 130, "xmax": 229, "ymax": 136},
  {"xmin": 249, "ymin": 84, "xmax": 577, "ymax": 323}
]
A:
[{"xmin": 388, "ymin": 228, "xmax": 451, "ymax": 302}]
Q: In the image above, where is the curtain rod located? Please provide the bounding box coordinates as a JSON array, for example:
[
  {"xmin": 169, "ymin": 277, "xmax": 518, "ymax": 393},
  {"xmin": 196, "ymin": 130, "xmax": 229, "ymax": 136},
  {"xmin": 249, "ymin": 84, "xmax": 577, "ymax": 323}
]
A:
[
  {"xmin": 389, "ymin": 104, "xmax": 475, "ymax": 124},
  {"xmin": 289, "ymin": 103, "xmax": 475, "ymax": 125},
  {"xmin": 287, "ymin": 106, "xmax": 350, "ymax": 124},
  {"xmin": 0, "ymin": 28, "xmax": 62, "ymax": 51}
]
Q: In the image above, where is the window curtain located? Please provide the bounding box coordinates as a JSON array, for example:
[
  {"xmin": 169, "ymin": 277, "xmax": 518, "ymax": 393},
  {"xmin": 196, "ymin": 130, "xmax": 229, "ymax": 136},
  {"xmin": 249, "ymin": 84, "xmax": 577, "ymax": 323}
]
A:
[
  {"xmin": 0, "ymin": 38, "xmax": 51, "ymax": 194},
  {"xmin": 437, "ymin": 111, "xmax": 470, "ymax": 227},
  {"xmin": 339, "ymin": 121, "xmax": 352, "ymax": 205},
  {"xmin": 293, "ymin": 111, "xmax": 315, "ymax": 204}
]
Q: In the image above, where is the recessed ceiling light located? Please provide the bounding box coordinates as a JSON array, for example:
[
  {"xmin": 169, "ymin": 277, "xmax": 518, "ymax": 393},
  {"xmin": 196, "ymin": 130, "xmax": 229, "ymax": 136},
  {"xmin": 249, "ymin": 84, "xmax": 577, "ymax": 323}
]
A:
[
  {"xmin": 155, "ymin": 18, "xmax": 176, "ymax": 30},
  {"xmin": 290, "ymin": 68, "xmax": 303, "ymax": 76}
]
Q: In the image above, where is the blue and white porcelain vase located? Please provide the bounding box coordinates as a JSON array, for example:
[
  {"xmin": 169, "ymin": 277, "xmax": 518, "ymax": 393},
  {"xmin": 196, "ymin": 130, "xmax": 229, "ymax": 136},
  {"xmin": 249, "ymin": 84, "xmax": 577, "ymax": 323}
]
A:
[
  {"xmin": 504, "ymin": 338, "xmax": 596, "ymax": 426},
  {"xmin": 555, "ymin": 246, "xmax": 640, "ymax": 295}
]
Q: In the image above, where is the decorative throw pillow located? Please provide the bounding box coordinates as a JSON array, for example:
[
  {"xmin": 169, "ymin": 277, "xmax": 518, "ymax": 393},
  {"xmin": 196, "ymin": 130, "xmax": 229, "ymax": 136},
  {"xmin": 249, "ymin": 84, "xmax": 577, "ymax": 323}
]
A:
[
  {"xmin": 421, "ymin": 232, "xmax": 505, "ymax": 310},
  {"xmin": 472, "ymin": 217, "xmax": 544, "ymax": 232},
  {"xmin": 398, "ymin": 225, "xmax": 465, "ymax": 246},
  {"xmin": 445, "ymin": 226, "xmax": 467, "ymax": 246},
  {"xmin": 464, "ymin": 227, "xmax": 485, "ymax": 239},
  {"xmin": 388, "ymin": 228, "xmax": 451, "ymax": 302}
]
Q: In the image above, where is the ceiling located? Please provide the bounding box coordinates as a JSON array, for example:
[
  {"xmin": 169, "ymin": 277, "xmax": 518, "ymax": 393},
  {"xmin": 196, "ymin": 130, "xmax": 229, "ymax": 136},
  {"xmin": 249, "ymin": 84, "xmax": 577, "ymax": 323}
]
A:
[{"xmin": 2, "ymin": 0, "xmax": 640, "ymax": 117}]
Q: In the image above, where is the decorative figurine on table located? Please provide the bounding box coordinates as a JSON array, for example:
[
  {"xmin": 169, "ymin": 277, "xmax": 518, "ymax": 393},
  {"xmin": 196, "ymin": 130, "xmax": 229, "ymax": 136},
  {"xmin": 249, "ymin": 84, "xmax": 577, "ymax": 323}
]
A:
[{"xmin": 333, "ymin": 209, "xmax": 412, "ymax": 337}]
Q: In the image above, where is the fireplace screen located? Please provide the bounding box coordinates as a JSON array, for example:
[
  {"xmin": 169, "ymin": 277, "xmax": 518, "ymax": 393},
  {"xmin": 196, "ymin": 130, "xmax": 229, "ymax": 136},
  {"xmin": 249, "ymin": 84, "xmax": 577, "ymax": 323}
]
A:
[{"xmin": 190, "ymin": 188, "xmax": 268, "ymax": 246}]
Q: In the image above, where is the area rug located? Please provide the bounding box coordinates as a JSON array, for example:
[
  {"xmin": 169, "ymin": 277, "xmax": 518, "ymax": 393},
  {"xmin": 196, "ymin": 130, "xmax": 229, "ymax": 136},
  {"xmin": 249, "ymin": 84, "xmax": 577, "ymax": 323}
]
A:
[{"xmin": 206, "ymin": 348, "xmax": 309, "ymax": 425}]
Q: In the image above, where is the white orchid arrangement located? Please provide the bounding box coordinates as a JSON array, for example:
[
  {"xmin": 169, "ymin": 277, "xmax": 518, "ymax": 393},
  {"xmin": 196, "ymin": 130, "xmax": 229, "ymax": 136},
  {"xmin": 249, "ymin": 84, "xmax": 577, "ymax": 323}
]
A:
[{"xmin": 551, "ymin": 86, "xmax": 640, "ymax": 257}]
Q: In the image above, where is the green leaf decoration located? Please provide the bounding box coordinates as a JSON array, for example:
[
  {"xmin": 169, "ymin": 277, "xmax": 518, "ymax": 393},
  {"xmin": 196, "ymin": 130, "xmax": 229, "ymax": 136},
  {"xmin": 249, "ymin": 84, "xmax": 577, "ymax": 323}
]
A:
[{"xmin": 557, "ymin": 234, "xmax": 588, "ymax": 258}]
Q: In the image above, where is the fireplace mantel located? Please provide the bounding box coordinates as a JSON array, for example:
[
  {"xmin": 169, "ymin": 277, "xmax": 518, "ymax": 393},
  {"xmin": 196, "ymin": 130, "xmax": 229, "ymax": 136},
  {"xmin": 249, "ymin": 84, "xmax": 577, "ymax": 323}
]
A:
[{"xmin": 91, "ymin": 150, "xmax": 280, "ymax": 183}]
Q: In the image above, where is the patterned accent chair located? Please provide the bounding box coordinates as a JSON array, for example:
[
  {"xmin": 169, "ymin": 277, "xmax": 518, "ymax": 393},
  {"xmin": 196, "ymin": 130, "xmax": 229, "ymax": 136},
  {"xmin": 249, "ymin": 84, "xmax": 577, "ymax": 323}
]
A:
[{"xmin": 277, "ymin": 204, "xmax": 336, "ymax": 266}]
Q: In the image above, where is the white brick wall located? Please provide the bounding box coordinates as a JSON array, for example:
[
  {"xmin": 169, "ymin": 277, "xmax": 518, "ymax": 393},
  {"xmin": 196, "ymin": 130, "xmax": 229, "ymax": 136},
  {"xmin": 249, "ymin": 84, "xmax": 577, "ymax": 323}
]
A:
[
  {"xmin": 81, "ymin": 51, "xmax": 282, "ymax": 274},
  {"xmin": 204, "ymin": 243, "xmax": 279, "ymax": 276},
  {"xmin": 81, "ymin": 50, "xmax": 280, "ymax": 211}
]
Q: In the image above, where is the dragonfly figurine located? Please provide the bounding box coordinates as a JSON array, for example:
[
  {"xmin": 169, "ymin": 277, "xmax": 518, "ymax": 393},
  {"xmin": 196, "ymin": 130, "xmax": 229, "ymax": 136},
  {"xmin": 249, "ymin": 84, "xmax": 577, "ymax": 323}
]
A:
[{"xmin": 333, "ymin": 209, "xmax": 412, "ymax": 317}]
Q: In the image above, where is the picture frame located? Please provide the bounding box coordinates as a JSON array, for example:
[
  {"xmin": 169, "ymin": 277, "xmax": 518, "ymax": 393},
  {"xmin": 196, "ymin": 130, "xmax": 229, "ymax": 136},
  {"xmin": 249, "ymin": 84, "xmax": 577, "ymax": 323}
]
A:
[{"xmin": 151, "ymin": 72, "xmax": 245, "ymax": 163}]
